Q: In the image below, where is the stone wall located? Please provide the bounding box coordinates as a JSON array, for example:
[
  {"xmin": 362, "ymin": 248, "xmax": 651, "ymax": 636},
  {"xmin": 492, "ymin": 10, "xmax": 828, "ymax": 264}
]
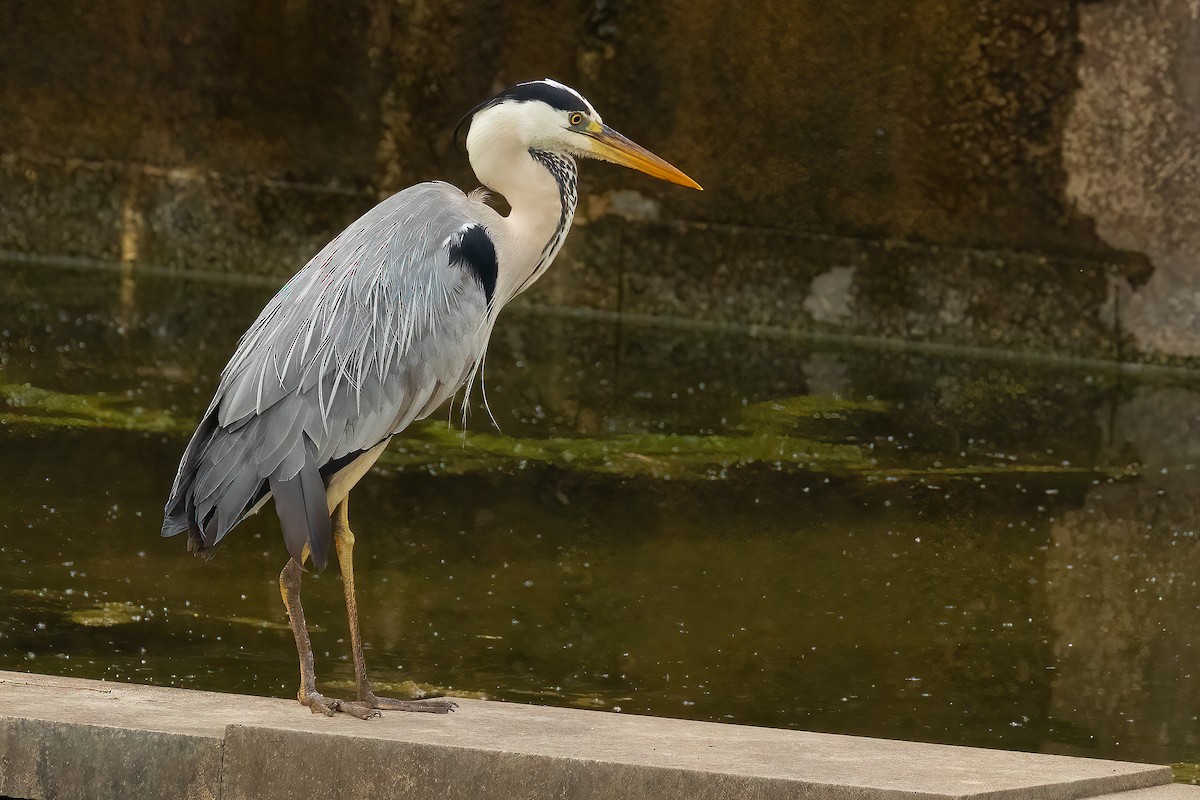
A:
[
  {"xmin": 1065, "ymin": 0, "xmax": 1200, "ymax": 359},
  {"xmin": 2, "ymin": 1, "xmax": 1197, "ymax": 365}
]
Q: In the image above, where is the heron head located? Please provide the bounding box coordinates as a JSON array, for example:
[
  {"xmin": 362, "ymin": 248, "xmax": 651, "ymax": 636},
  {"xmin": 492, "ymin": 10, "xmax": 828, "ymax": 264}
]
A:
[{"xmin": 458, "ymin": 79, "xmax": 701, "ymax": 191}]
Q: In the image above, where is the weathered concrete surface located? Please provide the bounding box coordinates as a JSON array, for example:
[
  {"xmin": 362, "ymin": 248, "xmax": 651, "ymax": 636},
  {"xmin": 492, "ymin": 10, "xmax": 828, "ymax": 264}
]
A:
[
  {"xmin": 0, "ymin": 670, "xmax": 1184, "ymax": 800},
  {"xmin": 611, "ymin": 222, "xmax": 1125, "ymax": 359},
  {"xmin": 1063, "ymin": 0, "xmax": 1200, "ymax": 364},
  {"xmin": 0, "ymin": 716, "xmax": 222, "ymax": 800}
]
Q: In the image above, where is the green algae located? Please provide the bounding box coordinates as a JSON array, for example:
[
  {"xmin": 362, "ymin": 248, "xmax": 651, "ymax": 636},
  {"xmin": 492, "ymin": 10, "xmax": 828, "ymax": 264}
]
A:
[
  {"xmin": 861, "ymin": 464, "xmax": 1099, "ymax": 478},
  {"xmin": 12, "ymin": 588, "xmax": 71, "ymax": 600},
  {"xmin": 739, "ymin": 393, "xmax": 888, "ymax": 432},
  {"xmin": 0, "ymin": 383, "xmax": 185, "ymax": 433},
  {"xmin": 222, "ymin": 616, "xmax": 292, "ymax": 631},
  {"xmin": 382, "ymin": 424, "xmax": 873, "ymax": 480},
  {"xmin": 66, "ymin": 601, "xmax": 144, "ymax": 627},
  {"xmin": 0, "ymin": 382, "xmax": 884, "ymax": 478},
  {"xmin": 377, "ymin": 393, "xmax": 889, "ymax": 479},
  {"xmin": 0, "ymin": 381, "xmax": 1109, "ymax": 481},
  {"xmin": 1174, "ymin": 764, "xmax": 1200, "ymax": 785}
]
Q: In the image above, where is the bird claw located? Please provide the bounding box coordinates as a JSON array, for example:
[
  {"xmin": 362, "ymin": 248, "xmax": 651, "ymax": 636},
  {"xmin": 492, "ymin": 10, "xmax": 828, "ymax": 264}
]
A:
[{"xmin": 300, "ymin": 690, "xmax": 337, "ymax": 716}]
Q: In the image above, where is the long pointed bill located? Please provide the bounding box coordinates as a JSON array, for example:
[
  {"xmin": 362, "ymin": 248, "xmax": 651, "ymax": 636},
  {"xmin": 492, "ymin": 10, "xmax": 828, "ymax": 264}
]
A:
[{"xmin": 585, "ymin": 123, "xmax": 703, "ymax": 190}]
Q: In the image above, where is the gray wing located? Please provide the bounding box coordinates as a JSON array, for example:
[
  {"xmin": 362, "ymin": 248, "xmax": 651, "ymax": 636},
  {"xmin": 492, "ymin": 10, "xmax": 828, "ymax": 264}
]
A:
[{"xmin": 162, "ymin": 181, "xmax": 497, "ymax": 570}]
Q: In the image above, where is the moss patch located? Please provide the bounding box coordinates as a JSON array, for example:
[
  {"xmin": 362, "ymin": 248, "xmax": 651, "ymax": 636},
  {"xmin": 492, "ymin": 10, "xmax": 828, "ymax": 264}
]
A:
[
  {"xmin": 739, "ymin": 394, "xmax": 889, "ymax": 431},
  {"xmin": 0, "ymin": 383, "xmax": 184, "ymax": 433},
  {"xmin": 67, "ymin": 601, "xmax": 144, "ymax": 627},
  {"xmin": 223, "ymin": 615, "xmax": 292, "ymax": 631},
  {"xmin": 1173, "ymin": 763, "xmax": 1200, "ymax": 785},
  {"xmin": 384, "ymin": 424, "xmax": 873, "ymax": 480},
  {"xmin": 0, "ymin": 382, "xmax": 1109, "ymax": 481}
]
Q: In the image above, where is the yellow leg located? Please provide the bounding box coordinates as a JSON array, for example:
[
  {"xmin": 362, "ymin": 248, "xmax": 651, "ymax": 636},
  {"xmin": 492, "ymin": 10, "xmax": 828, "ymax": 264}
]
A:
[
  {"xmin": 332, "ymin": 501, "xmax": 372, "ymax": 700},
  {"xmin": 333, "ymin": 498, "xmax": 457, "ymax": 714}
]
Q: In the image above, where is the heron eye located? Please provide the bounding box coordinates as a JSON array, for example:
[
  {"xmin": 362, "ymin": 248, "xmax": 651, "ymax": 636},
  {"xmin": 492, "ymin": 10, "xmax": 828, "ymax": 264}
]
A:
[{"xmin": 569, "ymin": 113, "xmax": 584, "ymax": 126}]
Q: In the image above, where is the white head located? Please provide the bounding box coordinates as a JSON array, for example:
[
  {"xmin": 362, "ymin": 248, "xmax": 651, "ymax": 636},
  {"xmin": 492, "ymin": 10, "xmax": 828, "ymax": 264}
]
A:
[{"xmin": 458, "ymin": 79, "xmax": 701, "ymax": 194}]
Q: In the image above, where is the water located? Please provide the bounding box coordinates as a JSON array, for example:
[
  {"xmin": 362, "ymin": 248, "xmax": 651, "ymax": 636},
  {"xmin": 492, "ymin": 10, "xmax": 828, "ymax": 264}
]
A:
[{"xmin": 2, "ymin": 259, "xmax": 1199, "ymax": 774}]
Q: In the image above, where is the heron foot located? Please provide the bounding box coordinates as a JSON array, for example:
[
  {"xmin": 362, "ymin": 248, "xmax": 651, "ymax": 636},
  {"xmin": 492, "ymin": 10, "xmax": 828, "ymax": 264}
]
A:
[
  {"xmin": 363, "ymin": 692, "xmax": 458, "ymax": 714},
  {"xmin": 299, "ymin": 690, "xmax": 381, "ymax": 720}
]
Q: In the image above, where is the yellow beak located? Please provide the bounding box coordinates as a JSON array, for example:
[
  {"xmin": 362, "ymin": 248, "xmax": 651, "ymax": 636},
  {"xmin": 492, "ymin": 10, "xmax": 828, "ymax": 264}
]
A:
[{"xmin": 584, "ymin": 123, "xmax": 703, "ymax": 191}]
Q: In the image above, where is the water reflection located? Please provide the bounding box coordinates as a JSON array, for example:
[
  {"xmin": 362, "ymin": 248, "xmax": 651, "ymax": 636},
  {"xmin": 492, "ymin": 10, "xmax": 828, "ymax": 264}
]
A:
[
  {"xmin": 1045, "ymin": 386, "xmax": 1200, "ymax": 763},
  {"xmin": 0, "ymin": 260, "xmax": 1197, "ymax": 769}
]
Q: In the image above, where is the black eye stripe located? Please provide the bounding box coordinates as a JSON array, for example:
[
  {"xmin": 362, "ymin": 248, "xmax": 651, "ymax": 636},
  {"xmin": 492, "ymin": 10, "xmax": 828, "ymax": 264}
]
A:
[
  {"xmin": 500, "ymin": 82, "xmax": 589, "ymax": 113},
  {"xmin": 455, "ymin": 81, "xmax": 591, "ymax": 152}
]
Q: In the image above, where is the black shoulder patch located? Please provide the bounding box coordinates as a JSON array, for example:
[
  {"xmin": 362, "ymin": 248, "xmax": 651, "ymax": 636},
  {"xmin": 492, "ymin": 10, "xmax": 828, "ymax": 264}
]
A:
[{"xmin": 448, "ymin": 225, "xmax": 498, "ymax": 305}]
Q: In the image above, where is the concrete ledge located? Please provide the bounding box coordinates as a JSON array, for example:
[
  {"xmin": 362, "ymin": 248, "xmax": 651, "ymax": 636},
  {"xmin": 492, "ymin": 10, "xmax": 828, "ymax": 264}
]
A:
[{"xmin": 0, "ymin": 670, "xmax": 1188, "ymax": 800}]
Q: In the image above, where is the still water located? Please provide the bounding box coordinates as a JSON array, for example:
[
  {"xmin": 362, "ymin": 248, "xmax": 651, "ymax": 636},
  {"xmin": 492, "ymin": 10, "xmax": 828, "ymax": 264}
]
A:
[{"xmin": 1, "ymin": 259, "xmax": 1198, "ymax": 773}]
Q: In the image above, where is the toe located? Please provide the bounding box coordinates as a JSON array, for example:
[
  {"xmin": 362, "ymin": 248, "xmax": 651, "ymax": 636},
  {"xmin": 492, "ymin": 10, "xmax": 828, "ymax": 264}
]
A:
[
  {"xmin": 336, "ymin": 701, "xmax": 380, "ymax": 720},
  {"xmin": 371, "ymin": 696, "xmax": 458, "ymax": 713}
]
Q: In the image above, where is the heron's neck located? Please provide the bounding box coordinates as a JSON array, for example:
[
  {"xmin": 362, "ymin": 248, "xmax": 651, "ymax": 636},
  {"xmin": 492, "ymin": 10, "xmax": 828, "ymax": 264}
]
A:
[
  {"xmin": 518, "ymin": 150, "xmax": 577, "ymax": 291},
  {"xmin": 474, "ymin": 147, "xmax": 577, "ymax": 304}
]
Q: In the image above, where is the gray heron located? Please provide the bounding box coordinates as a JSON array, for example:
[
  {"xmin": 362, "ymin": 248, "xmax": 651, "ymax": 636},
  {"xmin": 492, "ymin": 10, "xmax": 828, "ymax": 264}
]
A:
[{"xmin": 161, "ymin": 79, "xmax": 701, "ymax": 718}]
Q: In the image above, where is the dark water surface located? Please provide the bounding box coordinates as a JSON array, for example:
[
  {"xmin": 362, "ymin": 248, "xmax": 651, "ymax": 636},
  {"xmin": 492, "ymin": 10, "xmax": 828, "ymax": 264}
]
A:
[{"xmin": 2, "ymin": 260, "xmax": 1199, "ymax": 772}]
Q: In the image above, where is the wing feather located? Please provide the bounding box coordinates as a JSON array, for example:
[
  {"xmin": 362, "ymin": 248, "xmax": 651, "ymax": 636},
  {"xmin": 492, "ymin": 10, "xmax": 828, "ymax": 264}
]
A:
[{"xmin": 162, "ymin": 182, "xmax": 498, "ymax": 565}]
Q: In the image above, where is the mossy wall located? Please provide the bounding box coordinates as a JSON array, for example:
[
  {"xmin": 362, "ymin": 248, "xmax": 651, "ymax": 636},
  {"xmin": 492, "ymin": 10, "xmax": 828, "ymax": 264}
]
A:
[{"xmin": 2, "ymin": 1, "xmax": 1196, "ymax": 364}]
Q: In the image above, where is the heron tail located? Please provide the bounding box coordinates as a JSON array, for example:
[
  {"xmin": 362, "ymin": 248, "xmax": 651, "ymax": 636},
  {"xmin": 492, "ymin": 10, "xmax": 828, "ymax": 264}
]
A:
[{"xmin": 268, "ymin": 434, "xmax": 331, "ymax": 572}]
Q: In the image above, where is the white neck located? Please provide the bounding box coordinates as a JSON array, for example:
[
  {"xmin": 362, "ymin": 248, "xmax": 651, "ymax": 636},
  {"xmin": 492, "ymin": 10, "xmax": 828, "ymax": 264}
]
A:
[{"xmin": 467, "ymin": 111, "xmax": 577, "ymax": 306}]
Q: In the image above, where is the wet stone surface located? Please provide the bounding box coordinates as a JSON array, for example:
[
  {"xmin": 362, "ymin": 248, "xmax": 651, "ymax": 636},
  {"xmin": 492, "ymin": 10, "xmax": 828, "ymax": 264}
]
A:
[{"xmin": 1, "ymin": 260, "xmax": 1199, "ymax": 774}]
